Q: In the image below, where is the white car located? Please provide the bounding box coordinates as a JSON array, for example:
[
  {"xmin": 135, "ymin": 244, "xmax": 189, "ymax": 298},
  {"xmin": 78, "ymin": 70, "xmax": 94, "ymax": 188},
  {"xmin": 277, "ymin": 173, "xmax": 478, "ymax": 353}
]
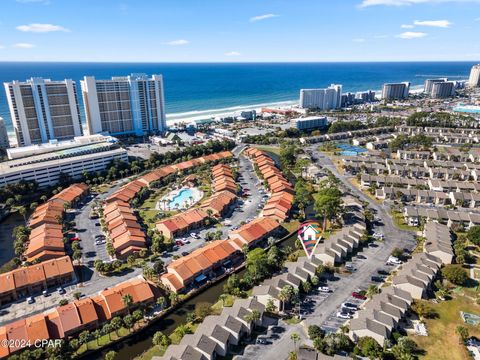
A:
[
  {"xmin": 387, "ymin": 256, "xmax": 402, "ymax": 265},
  {"xmin": 318, "ymin": 286, "xmax": 331, "ymax": 293},
  {"xmin": 27, "ymin": 297, "xmax": 35, "ymax": 304},
  {"xmin": 336, "ymin": 312, "xmax": 352, "ymax": 319},
  {"xmin": 190, "ymin": 233, "xmax": 199, "ymax": 239}
]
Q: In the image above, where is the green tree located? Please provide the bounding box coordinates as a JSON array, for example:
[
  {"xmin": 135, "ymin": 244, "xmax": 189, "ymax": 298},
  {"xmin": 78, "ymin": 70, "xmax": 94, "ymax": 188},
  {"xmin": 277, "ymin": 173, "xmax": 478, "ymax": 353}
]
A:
[
  {"xmin": 314, "ymin": 187, "xmax": 342, "ymax": 231},
  {"xmin": 195, "ymin": 302, "xmax": 212, "ymax": 321},
  {"xmin": 441, "ymin": 265, "xmax": 468, "ymax": 285},
  {"xmin": 366, "ymin": 284, "xmax": 380, "ymax": 299},
  {"xmin": 246, "ymin": 248, "xmax": 270, "ymax": 282},
  {"xmin": 357, "ymin": 336, "xmax": 383, "ymax": 359},
  {"xmin": 122, "ymin": 294, "xmax": 133, "ymax": 314},
  {"xmin": 467, "ymin": 226, "xmax": 480, "ymax": 246},
  {"xmin": 291, "ymin": 332, "xmax": 301, "ymax": 353},
  {"xmin": 278, "ymin": 285, "xmax": 296, "ymax": 312},
  {"xmin": 266, "ymin": 299, "xmax": 277, "ymax": 313},
  {"xmin": 391, "ymin": 337, "xmax": 417, "ymax": 360},
  {"xmin": 104, "ymin": 350, "xmax": 117, "ymax": 360},
  {"xmin": 153, "ymin": 331, "xmax": 167, "ymax": 346},
  {"xmin": 455, "ymin": 325, "xmax": 469, "ymax": 344},
  {"xmin": 244, "ymin": 309, "xmax": 261, "ymax": 329}
]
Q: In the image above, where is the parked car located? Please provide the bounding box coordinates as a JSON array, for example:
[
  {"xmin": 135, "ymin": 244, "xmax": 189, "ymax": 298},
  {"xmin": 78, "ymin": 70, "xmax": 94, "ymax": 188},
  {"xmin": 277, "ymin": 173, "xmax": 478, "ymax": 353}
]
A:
[
  {"xmin": 57, "ymin": 287, "xmax": 66, "ymax": 295},
  {"xmin": 352, "ymin": 292, "xmax": 367, "ymax": 300},
  {"xmin": 181, "ymin": 251, "xmax": 189, "ymax": 256},
  {"xmin": 256, "ymin": 338, "xmax": 269, "ymax": 345},
  {"xmin": 377, "ymin": 269, "xmax": 390, "ymax": 276},
  {"xmin": 341, "ymin": 302, "xmax": 358, "ymax": 311},
  {"xmin": 336, "ymin": 311, "xmax": 352, "ymax": 319},
  {"xmin": 175, "ymin": 240, "xmax": 184, "ymax": 246},
  {"xmin": 95, "ymin": 234, "xmax": 105, "ymax": 239},
  {"xmin": 387, "ymin": 256, "xmax": 402, "ymax": 265},
  {"xmin": 190, "ymin": 233, "xmax": 199, "ymax": 239},
  {"xmin": 371, "ymin": 275, "xmax": 385, "ymax": 282},
  {"xmin": 318, "ymin": 286, "xmax": 331, "ymax": 293},
  {"xmin": 95, "ymin": 222, "xmax": 100, "ymax": 226},
  {"xmin": 27, "ymin": 297, "xmax": 35, "ymax": 304},
  {"xmin": 42, "ymin": 290, "xmax": 48, "ymax": 297}
]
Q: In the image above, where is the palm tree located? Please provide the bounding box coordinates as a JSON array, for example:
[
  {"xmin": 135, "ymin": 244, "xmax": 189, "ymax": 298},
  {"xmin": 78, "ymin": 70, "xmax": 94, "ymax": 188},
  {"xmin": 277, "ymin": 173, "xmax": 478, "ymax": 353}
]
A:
[
  {"xmin": 244, "ymin": 309, "xmax": 261, "ymax": 330},
  {"xmin": 122, "ymin": 294, "xmax": 133, "ymax": 314},
  {"xmin": 279, "ymin": 285, "xmax": 295, "ymax": 313},
  {"xmin": 17, "ymin": 206, "xmax": 27, "ymax": 224},
  {"xmin": 290, "ymin": 332, "xmax": 301, "ymax": 353}
]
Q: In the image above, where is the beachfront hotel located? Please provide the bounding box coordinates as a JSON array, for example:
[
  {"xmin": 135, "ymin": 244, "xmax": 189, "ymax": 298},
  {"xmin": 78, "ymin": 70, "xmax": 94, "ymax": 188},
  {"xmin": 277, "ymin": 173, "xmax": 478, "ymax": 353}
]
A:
[
  {"xmin": 299, "ymin": 84, "xmax": 343, "ymax": 110},
  {"xmin": 4, "ymin": 77, "xmax": 83, "ymax": 147},
  {"xmin": 81, "ymin": 73, "xmax": 167, "ymax": 137},
  {"xmin": 469, "ymin": 64, "xmax": 480, "ymax": 88},
  {"xmin": 381, "ymin": 82, "xmax": 410, "ymax": 100}
]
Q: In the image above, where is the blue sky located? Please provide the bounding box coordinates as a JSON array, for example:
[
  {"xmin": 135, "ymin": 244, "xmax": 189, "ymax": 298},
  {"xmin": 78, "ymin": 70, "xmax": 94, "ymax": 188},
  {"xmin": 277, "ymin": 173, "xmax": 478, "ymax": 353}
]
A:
[{"xmin": 0, "ymin": 0, "xmax": 479, "ymax": 62}]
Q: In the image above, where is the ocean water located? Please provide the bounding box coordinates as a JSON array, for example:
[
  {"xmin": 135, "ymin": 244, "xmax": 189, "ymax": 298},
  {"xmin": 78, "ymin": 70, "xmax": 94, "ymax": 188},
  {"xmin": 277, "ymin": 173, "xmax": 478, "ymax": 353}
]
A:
[{"xmin": 0, "ymin": 61, "xmax": 475, "ymax": 132}]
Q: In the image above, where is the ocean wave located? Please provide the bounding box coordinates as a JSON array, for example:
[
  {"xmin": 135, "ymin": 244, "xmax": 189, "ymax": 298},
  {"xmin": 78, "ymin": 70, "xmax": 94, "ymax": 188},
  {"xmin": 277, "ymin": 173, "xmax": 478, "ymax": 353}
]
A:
[{"xmin": 166, "ymin": 99, "xmax": 298, "ymax": 120}]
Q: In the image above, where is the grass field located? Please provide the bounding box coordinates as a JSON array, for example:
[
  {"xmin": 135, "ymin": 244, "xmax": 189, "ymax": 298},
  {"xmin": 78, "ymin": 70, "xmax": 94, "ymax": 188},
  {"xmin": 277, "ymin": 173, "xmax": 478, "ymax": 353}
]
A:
[
  {"xmin": 391, "ymin": 211, "xmax": 420, "ymax": 232},
  {"xmin": 410, "ymin": 297, "xmax": 480, "ymax": 360},
  {"xmin": 254, "ymin": 145, "xmax": 281, "ymax": 156}
]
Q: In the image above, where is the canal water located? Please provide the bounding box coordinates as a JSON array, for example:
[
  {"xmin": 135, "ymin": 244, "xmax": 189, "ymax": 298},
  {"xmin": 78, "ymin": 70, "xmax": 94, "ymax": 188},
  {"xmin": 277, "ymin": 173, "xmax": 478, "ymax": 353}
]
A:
[
  {"xmin": 93, "ymin": 231, "xmax": 298, "ymax": 360},
  {"xmin": 0, "ymin": 212, "xmax": 25, "ymax": 267}
]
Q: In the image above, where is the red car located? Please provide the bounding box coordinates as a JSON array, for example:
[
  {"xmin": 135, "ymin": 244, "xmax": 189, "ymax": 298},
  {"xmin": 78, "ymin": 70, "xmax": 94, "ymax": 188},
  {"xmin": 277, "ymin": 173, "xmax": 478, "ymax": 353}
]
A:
[
  {"xmin": 70, "ymin": 237, "xmax": 80, "ymax": 241},
  {"xmin": 352, "ymin": 292, "xmax": 367, "ymax": 300}
]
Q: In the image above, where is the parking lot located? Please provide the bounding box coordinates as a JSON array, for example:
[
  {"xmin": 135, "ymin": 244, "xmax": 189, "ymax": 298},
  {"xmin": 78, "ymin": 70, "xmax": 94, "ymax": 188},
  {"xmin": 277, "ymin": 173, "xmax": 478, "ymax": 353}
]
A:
[{"xmin": 0, "ymin": 283, "xmax": 77, "ymax": 325}]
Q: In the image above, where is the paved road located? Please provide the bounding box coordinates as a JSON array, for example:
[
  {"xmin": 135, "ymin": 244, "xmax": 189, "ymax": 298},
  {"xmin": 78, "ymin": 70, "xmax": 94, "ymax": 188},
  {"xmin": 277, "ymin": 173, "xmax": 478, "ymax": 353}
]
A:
[
  {"xmin": 246, "ymin": 148, "xmax": 417, "ymax": 360},
  {"xmin": 155, "ymin": 147, "xmax": 265, "ymax": 265}
]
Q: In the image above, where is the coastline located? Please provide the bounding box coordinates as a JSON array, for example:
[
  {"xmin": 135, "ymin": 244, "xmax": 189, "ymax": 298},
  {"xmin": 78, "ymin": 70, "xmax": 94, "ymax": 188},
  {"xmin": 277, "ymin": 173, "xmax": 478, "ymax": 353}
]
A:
[{"xmin": 4, "ymin": 81, "xmax": 463, "ymax": 145}]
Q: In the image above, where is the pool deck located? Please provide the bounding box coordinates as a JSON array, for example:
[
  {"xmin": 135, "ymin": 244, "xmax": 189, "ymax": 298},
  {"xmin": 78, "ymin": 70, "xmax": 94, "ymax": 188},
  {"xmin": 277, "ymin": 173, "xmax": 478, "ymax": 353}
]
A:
[{"xmin": 156, "ymin": 186, "xmax": 203, "ymax": 211}]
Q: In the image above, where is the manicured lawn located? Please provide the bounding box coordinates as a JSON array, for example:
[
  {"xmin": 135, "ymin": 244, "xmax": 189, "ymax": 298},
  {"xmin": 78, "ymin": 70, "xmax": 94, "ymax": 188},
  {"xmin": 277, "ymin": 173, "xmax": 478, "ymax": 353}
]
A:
[
  {"xmin": 254, "ymin": 145, "xmax": 281, "ymax": 156},
  {"xmin": 136, "ymin": 345, "xmax": 168, "ymax": 360},
  {"xmin": 282, "ymin": 220, "xmax": 300, "ymax": 233},
  {"xmin": 391, "ymin": 211, "xmax": 420, "ymax": 232},
  {"xmin": 284, "ymin": 317, "xmax": 302, "ymax": 325},
  {"xmin": 410, "ymin": 297, "xmax": 480, "ymax": 360}
]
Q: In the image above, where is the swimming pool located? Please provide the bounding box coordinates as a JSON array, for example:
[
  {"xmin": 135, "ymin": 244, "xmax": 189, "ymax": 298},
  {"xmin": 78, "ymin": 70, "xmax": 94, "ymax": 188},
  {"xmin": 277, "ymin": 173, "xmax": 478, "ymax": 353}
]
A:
[
  {"xmin": 169, "ymin": 188, "xmax": 195, "ymax": 209},
  {"xmin": 337, "ymin": 143, "xmax": 367, "ymax": 156}
]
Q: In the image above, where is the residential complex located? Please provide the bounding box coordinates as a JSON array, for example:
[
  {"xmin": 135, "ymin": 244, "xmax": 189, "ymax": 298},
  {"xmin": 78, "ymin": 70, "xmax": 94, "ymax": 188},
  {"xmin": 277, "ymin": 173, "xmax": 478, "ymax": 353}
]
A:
[
  {"xmin": 381, "ymin": 82, "xmax": 410, "ymax": 100},
  {"xmin": 81, "ymin": 73, "xmax": 167, "ymax": 137},
  {"xmin": 4, "ymin": 77, "xmax": 83, "ymax": 147},
  {"xmin": 0, "ymin": 277, "xmax": 156, "ymax": 358},
  {"xmin": 469, "ymin": 64, "xmax": 480, "ymax": 88},
  {"xmin": 26, "ymin": 184, "xmax": 88, "ymax": 262},
  {"xmin": 299, "ymin": 84, "xmax": 342, "ymax": 110},
  {"xmin": 290, "ymin": 116, "xmax": 328, "ymax": 131},
  {"xmin": 0, "ymin": 117, "xmax": 9, "ymax": 149},
  {"xmin": 0, "ymin": 256, "xmax": 75, "ymax": 306}
]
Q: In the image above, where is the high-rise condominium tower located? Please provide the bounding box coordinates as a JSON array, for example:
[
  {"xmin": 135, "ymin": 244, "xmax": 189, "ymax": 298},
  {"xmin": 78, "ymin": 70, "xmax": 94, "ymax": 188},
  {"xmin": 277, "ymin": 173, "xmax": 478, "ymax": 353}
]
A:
[
  {"xmin": 382, "ymin": 82, "xmax": 410, "ymax": 100},
  {"xmin": 81, "ymin": 73, "xmax": 167, "ymax": 137},
  {"xmin": 299, "ymin": 84, "xmax": 343, "ymax": 110},
  {"xmin": 469, "ymin": 64, "xmax": 480, "ymax": 88},
  {"xmin": 4, "ymin": 78, "xmax": 83, "ymax": 146}
]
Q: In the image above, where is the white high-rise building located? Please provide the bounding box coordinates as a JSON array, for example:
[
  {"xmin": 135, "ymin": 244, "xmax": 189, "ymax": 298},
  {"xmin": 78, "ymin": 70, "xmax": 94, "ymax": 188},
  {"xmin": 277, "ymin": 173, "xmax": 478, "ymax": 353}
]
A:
[
  {"xmin": 299, "ymin": 84, "xmax": 343, "ymax": 110},
  {"xmin": 430, "ymin": 82, "xmax": 455, "ymax": 99},
  {"xmin": 382, "ymin": 82, "xmax": 410, "ymax": 100},
  {"xmin": 469, "ymin": 64, "xmax": 480, "ymax": 88},
  {"xmin": 424, "ymin": 78, "xmax": 448, "ymax": 94},
  {"xmin": 4, "ymin": 78, "xmax": 83, "ymax": 147},
  {"xmin": 0, "ymin": 117, "xmax": 10, "ymax": 149},
  {"xmin": 81, "ymin": 73, "xmax": 167, "ymax": 137}
]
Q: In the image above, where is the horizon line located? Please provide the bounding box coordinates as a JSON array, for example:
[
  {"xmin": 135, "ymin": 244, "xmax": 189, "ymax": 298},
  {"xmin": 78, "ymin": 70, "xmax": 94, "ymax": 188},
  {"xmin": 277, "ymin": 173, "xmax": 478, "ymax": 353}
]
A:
[{"xmin": 0, "ymin": 60, "xmax": 479, "ymax": 64}]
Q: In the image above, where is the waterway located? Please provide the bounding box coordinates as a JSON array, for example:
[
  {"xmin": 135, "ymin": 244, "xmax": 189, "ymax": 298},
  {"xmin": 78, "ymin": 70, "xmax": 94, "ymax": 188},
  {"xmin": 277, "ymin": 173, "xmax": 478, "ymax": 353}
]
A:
[
  {"xmin": 92, "ymin": 231, "xmax": 298, "ymax": 360},
  {"xmin": 0, "ymin": 212, "xmax": 25, "ymax": 268}
]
